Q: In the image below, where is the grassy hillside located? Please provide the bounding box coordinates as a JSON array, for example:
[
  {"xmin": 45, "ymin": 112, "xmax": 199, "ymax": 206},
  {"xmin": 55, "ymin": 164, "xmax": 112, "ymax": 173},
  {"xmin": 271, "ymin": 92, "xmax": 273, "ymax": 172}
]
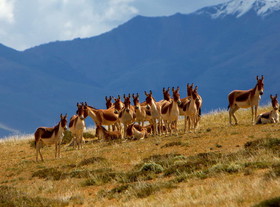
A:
[{"xmin": 0, "ymin": 106, "xmax": 280, "ymax": 207}]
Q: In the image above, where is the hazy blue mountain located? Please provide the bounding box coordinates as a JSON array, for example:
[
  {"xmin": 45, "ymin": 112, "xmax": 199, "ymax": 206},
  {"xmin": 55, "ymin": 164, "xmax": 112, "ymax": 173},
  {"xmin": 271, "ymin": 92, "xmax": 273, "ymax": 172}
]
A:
[{"xmin": 1, "ymin": 0, "xmax": 280, "ymax": 137}]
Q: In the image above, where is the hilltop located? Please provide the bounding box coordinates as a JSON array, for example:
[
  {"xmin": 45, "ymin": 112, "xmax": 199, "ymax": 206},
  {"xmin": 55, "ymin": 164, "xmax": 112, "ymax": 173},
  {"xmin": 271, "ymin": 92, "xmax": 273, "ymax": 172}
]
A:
[{"xmin": 0, "ymin": 107, "xmax": 279, "ymax": 206}]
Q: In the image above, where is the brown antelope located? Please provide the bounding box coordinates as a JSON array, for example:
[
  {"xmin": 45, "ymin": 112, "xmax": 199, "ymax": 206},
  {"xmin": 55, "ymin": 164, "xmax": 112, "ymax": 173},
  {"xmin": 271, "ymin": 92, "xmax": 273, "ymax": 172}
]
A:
[
  {"xmin": 145, "ymin": 90, "xmax": 162, "ymax": 136},
  {"xmin": 179, "ymin": 87, "xmax": 199, "ymax": 133},
  {"xmin": 119, "ymin": 94, "xmax": 136, "ymax": 138},
  {"xmin": 95, "ymin": 125, "xmax": 122, "ymax": 141},
  {"xmin": 161, "ymin": 87, "xmax": 181, "ymax": 135},
  {"xmin": 162, "ymin": 87, "xmax": 172, "ymax": 102},
  {"xmin": 34, "ymin": 114, "xmax": 68, "ymax": 162},
  {"xmin": 228, "ymin": 75, "xmax": 264, "ymax": 125},
  {"xmin": 186, "ymin": 83, "xmax": 203, "ymax": 117},
  {"xmin": 105, "ymin": 96, "xmax": 113, "ymax": 109},
  {"xmin": 132, "ymin": 93, "xmax": 151, "ymax": 126},
  {"xmin": 113, "ymin": 95, "xmax": 124, "ymax": 111},
  {"xmin": 69, "ymin": 103, "xmax": 88, "ymax": 149},
  {"xmin": 105, "ymin": 96, "xmax": 116, "ymax": 131},
  {"xmin": 126, "ymin": 123, "xmax": 148, "ymax": 140},
  {"xmin": 256, "ymin": 94, "xmax": 279, "ymax": 124},
  {"xmin": 84, "ymin": 102, "xmax": 121, "ymax": 132}
]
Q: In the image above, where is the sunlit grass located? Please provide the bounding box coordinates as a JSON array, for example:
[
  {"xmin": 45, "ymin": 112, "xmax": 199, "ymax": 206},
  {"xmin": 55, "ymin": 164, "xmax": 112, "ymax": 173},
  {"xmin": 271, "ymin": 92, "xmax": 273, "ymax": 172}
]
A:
[{"xmin": 0, "ymin": 105, "xmax": 279, "ymax": 206}]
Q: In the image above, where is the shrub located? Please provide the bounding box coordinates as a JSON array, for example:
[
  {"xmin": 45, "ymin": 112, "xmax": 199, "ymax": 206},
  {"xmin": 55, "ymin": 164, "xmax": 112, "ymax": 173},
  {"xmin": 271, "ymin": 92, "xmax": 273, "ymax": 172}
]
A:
[
  {"xmin": 244, "ymin": 138, "xmax": 280, "ymax": 153},
  {"xmin": 139, "ymin": 162, "xmax": 164, "ymax": 174},
  {"xmin": 78, "ymin": 157, "xmax": 107, "ymax": 167},
  {"xmin": 0, "ymin": 185, "xmax": 68, "ymax": 207},
  {"xmin": 32, "ymin": 168, "xmax": 67, "ymax": 180},
  {"xmin": 253, "ymin": 196, "xmax": 280, "ymax": 207}
]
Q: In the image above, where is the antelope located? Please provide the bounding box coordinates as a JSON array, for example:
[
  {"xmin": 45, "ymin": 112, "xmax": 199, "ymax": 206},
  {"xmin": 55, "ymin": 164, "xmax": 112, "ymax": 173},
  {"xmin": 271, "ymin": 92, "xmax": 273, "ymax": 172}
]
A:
[
  {"xmin": 256, "ymin": 94, "xmax": 279, "ymax": 124},
  {"xmin": 105, "ymin": 96, "xmax": 113, "ymax": 109},
  {"xmin": 95, "ymin": 125, "xmax": 122, "ymax": 141},
  {"xmin": 132, "ymin": 93, "xmax": 151, "ymax": 126},
  {"xmin": 69, "ymin": 103, "xmax": 88, "ymax": 149},
  {"xmin": 179, "ymin": 87, "xmax": 199, "ymax": 133},
  {"xmin": 105, "ymin": 96, "xmax": 116, "ymax": 131},
  {"xmin": 34, "ymin": 114, "xmax": 68, "ymax": 162},
  {"xmin": 126, "ymin": 123, "xmax": 148, "ymax": 140},
  {"xmin": 119, "ymin": 94, "xmax": 136, "ymax": 138},
  {"xmin": 145, "ymin": 90, "xmax": 162, "ymax": 136},
  {"xmin": 228, "ymin": 75, "xmax": 264, "ymax": 125},
  {"xmin": 161, "ymin": 87, "xmax": 172, "ymax": 102},
  {"xmin": 161, "ymin": 87, "xmax": 181, "ymax": 135},
  {"xmin": 84, "ymin": 102, "xmax": 121, "ymax": 132}
]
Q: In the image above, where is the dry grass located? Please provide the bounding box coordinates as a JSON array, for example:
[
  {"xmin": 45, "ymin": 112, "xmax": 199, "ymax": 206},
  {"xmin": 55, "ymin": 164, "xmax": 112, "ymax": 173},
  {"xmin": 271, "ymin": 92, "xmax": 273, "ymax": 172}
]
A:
[{"xmin": 0, "ymin": 106, "xmax": 280, "ymax": 206}]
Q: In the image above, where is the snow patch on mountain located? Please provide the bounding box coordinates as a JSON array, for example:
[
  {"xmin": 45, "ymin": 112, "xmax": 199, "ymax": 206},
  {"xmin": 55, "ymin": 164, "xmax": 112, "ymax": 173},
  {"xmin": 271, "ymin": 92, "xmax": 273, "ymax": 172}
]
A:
[{"xmin": 197, "ymin": 0, "xmax": 280, "ymax": 18}]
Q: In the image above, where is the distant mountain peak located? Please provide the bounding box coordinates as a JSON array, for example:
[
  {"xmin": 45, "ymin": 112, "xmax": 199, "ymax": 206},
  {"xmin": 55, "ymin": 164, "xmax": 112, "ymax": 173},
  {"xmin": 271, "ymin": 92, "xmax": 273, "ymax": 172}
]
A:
[{"xmin": 196, "ymin": 0, "xmax": 280, "ymax": 18}]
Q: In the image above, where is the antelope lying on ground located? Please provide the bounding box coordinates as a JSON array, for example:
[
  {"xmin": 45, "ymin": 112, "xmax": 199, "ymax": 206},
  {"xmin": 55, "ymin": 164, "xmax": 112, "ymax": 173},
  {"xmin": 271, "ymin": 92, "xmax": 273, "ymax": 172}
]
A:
[
  {"xmin": 95, "ymin": 125, "xmax": 122, "ymax": 141},
  {"xmin": 126, "ymin": 123, "xmax": 148, "ymax": 140},
  {"xmin": 34, "ymin": 114, "xmax": 68, "ymax": 162},
  {"xmin": 69, "ymin": 103, "xmax": 88, "ymax": 149},
  {"xmin": 228, "ymin": 75, "xmax": 264, "ymax": 125},
  {"xmin": 256, "ymin": 94, "xmax": 279, "ymax": 124},
  {"xmin": 119, "ymin": 94, "xmax": 136, "ymax": 138},
  {"xmin": 161, "ymin": 87, "xmax": 181, "ymax": 135}
]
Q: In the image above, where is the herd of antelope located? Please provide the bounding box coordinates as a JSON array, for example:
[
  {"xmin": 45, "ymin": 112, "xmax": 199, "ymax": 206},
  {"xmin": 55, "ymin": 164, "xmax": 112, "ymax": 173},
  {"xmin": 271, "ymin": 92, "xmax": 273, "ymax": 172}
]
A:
[{"xmin": 34, "ymin": 75, "xmax": 279, "ymax": 161}]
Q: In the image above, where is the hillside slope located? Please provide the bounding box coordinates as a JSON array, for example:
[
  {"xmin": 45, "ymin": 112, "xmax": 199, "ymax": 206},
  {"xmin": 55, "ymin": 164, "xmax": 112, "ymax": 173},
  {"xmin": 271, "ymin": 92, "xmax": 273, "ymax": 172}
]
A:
[{"xmin": 0, "ymin": 108, "xmax": 279, "ymax": 206}]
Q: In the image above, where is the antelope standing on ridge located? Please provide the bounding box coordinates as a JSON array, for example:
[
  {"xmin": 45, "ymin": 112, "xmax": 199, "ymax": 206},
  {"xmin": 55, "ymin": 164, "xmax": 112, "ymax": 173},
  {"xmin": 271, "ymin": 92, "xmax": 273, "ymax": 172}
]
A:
[
  {"xmin": 105, "ymin": 96, "xmax": 119, "ymax": 131},
  {"xmin": 145, "ymin": 90, "xmax": 162, "ymax": 136},
  {"xmin": 119, "ymin": 94, "xmax": 136, "ymax": 138},
  {"xmin": 161, "ymin": 87, "xmax": 181, "ymax": 135},
  {"xmin": 132, "ymin": 93, "xmax": 151, "ymax": 126},
  {"xmin": 84, "ymin": 102, "xmax": 120, "ymax": 132},
  {"xmin": 69, "ymin": 103, "xmax": 88, "ymax": 149},
  {"xmin": 34, "ymin": 114, "xmax": 68, "ymax": 162},
  {"xmin": 228, "ymin": 75, "xmax": 264, "ymax": 125},
  {"xmin": 179, "ymin": 87, "xmax": 199, "ymax": 132},
  {"xmin": 256, "ymin": 94, "xmax": 279, "ymax": 124}
]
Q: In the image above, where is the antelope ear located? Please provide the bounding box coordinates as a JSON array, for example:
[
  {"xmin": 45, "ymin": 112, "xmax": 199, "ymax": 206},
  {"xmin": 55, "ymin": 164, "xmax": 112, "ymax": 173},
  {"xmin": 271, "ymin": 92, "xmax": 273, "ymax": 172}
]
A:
[
  {"xmin": 77, "ymin": 102, "xmax": 79, "ymax": 107},
  {"xmin": 177, "ymin": 86, "xmax": 180, "ymax": 91},
  {"xmin": 172, "ymin": 87, "xmax": 175, "ymax": 92},
  {"xmin": 150, "ymin": 90, "xmax": 152, "ymax": 95},
  {"xmin": 105, "ymin": 96, "xmax": 107, "ymax": 101},
  {"xmin": 261, "ymin": 75, "xmax": 264, "ymax": 80},
  {"xmin": 275, "ymin": 94, "xmax": 278, "ymax": 99},
  {"xmin": 128, "ymin": 93, "xmax": 131, "ymax": 98},
  {"xmin": 118, "ymin": 95, "xmax": 121, "ymax": 99},
  {"xmin": 256, "ymin": 75, "xmax": 259, "ymax": 80},
  {"xmin": 144, "ymin": 91, "xmax": 148, "ymax": 96},
  {"xmin": 85, "ymin": 102, "xmax": 88, "ymax": 106},
  {"xmin": 270, "ymin": 94, "xmax": 273, "ymax": 99},
  {"xmin": 132, "ymin": 93, "xmax": 135, "ymax": 98},
  {"xmin": 167, "ymin": 87, "xmax": 170, "ymax": 92},
  {"xmin": 163, "ymin": 87, "xmax": 165, "ymax": 92},
  {"xmin": 60, "ymin": 114, "xmax": 63, "ymax": 119},
  {"xmin": 65, "ymin": 114, "xmax": 68, "ymax": 118}
]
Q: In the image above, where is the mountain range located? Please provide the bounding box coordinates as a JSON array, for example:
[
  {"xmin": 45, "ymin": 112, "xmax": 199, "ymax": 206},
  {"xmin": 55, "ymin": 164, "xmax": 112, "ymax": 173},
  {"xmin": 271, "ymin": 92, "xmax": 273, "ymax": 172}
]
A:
[{"xmin": 1, "ymin": 0, "xmax": 280, "ymax": 137}]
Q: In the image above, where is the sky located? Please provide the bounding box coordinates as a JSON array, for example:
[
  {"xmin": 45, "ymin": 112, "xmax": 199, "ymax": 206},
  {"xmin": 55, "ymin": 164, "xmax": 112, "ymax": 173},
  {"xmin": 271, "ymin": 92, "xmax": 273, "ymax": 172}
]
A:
[{"xmin": 0, "ymin": 0, "xmax": 229, "ymax": 51}]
